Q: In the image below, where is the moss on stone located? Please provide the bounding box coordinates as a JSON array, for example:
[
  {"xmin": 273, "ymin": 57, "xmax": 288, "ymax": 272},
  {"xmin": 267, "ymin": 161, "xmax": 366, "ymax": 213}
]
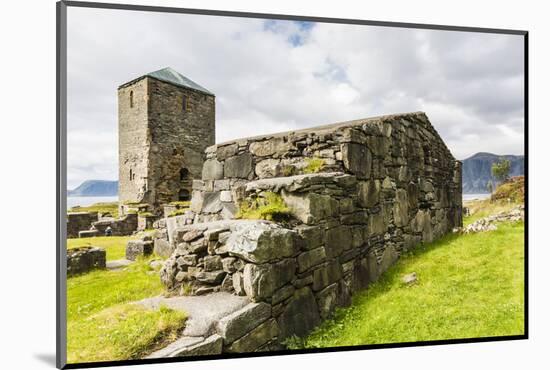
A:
[
  {"xmin": 237, "ymin": 191, "xmax": 291, "ymax": 222},
  {"xmin": 281, "ymin": 165, "xmax": 297, "ymax": 177},
  {"xmin": 303, "ymin": 157, "xmax": 325, "ymax": 174},
  {"xmin": 169, "ymin": 201, "xmax": 191, "ymax": 207},
  {"xmin": 167, "ymin": 209, "xmax": 188, "ymax": 218}
]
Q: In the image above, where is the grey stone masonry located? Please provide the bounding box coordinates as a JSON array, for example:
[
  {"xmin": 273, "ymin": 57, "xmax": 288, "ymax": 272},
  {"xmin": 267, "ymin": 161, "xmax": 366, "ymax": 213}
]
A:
[
  {"xmin": 154, "ymin": 111, "xmax": 462, "ymax": 355},
  {"xmin": 67, "ymin": 212, "xmax": 98, "ymax": 238},
  {"xmin": 67, "ymin": 247, "xmax": 106, "ymax": 276},
  {"xmin": 118, "ymin": 69, "xmax": 215, "ymax": 215}
]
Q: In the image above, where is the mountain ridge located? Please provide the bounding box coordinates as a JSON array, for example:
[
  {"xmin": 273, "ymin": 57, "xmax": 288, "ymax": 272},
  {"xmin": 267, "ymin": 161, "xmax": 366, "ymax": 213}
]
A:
[
  {"xmin": 68, "ymin": 180, "xmax": 118, "ymax": 197},
  {"xmin": 461, "ymin": 152, "xmax": 524, "ymax": 194}
]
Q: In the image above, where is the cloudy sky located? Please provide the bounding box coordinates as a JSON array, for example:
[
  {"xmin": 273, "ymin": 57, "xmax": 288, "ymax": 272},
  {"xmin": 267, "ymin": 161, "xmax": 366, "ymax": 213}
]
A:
[{"xmin": 67, "ymin": 7, "xmax": 524, "ymax": 189}]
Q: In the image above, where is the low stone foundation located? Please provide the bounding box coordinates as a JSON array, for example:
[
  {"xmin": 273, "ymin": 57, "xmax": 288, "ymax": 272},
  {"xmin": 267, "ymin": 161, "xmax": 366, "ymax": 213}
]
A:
[
  {"xmin": 92, "ymin": 213, "xmax": 138, "ymax": 236},
  {"xmin": 67, "ymin": 212, "xmax": 98, "ymax": 238},
  {"xmin": 67, "ymin": 247, "xmax": 106, "ymax": 276}
]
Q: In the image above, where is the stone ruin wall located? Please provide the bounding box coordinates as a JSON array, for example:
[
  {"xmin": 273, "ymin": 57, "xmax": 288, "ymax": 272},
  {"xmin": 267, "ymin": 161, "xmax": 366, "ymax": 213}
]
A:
[
  {"xmin": 155, "ymin": 112, "xmax": 462, "ymax": 352},
  {"xmin": 67, "ymin": 212, "xmax": 98, "ymax": 238}
]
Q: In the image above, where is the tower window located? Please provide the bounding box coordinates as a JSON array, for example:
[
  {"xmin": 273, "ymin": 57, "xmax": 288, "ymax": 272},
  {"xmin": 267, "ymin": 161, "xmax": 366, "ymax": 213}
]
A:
[
  {"xmin": 178, "ymin": 189, "xmax": 191, "ymax": 201},
  {"xmin": 180, "ymin": 168, "xmax": 189, "ymax": 181},
  {"xmin": 129, "ymin": 169, "xmax": 133, "ymax": 181},
  {"xmin": 182, "ymin": 95, "xmax": 191, "ymax": 113},
  {"xmin": 129, "ymin": 91, "xmax": 134, "ymax": 108}
]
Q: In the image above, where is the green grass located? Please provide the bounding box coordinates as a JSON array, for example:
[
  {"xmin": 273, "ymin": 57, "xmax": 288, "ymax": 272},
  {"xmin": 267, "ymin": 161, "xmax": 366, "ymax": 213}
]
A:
[
  {"xmin": 69, "ymin": 202, "xmax": 119, "ymax": 218},
  {"xmin": 68, "ymin": 303, "xmax": 186, "ymax": 363},
  {"xmin": 67, "ymin": 257, "xmax": 183, "ymax": 363},
  {"xmin": 303, "ymin": 157, "xmax": 326, "ymax": 174},
  {"xmin": 67, "ymin": 258, "xmax": 164, "ymax": 318},
  {"xmin": 67, "ymin": 235, "xmax": 136, "ymax": 261},
  {"xmin": 300, "ymin": 221, "xmax": 524, "ymax": 348},
  {"xmin": 237, "ymin": 191, "xmax": 292, "ymax": 221},
  {"xmin": 463, "ymin": 198, "xmax": 519, "ymax": 226}
]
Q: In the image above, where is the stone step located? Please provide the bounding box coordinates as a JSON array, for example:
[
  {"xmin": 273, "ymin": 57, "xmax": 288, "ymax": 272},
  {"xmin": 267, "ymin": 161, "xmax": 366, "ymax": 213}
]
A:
[
  {"xmin": 135, "ymin": 292, "xmax": 250, "ymax": 337},
  {"xmin": 105, "ymin": 259, "xmax": 133, "ymax": 270}
]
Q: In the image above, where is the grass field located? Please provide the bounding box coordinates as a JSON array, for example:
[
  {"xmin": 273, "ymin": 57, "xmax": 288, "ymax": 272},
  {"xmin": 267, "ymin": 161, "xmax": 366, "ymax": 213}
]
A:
[
  {"xmin": 68, "ymin": 202, "xmax": 119, "ymax": 218},
  {"xmin": 66, "ymin": 244, "xmax": 185, "ymax": 363},
  {"xmin": 67, "ymin": 235, "xmax": 135, "ymax": 261},
  {"xmin": 297, "ymin": 220, "xmax": 524, "ymax": 348}
]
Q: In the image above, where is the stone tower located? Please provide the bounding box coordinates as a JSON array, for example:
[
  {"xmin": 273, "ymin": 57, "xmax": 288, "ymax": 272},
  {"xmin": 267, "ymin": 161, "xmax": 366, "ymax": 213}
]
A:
[{"xmin": 118, "ymin": 67, "xmax": 215, "ymax": 214}]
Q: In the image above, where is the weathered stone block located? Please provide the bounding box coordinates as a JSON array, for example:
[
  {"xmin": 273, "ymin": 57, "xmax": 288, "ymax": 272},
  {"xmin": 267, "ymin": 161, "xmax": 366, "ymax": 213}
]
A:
[
  {"xmin": 154, "ymin": 238, "xmax": 173, "ymax": 259},
  {"xmin": 126, "ymin": 240, "xmax": 153, "ymax": 261},
  {"xmin": 216, "ymin": 302, "xmax": 272, "ymax": 344},
  {"xmin": 216, "ymin": 143, "xmax": 239, "ymax": 160},
  {"xmin": 281, "ymin": 192, "xmax": 339, "ymax": 225},
  {"xmin": 227, "ymin": 222, "xmax": 299, "ymax": 264},
  {"xmin": 203, "ymin": 255, "xmax": 223, "ymax": 271},
  {"xmin": 297, "ymin": 247, "xmax": 327, "ymax": 273},
  {"xmin": 255, "ymin": 158, "xmax": 281, "ymax": 178},
  {"xmin": 195, "ymin": 270, "xmax": 226, "ymax": 284},
  {"xmin": 368, "ymin": 212, "xmax": 386, "ymax": 236},
  {"xmin": 202, "ymin": 159, "xmax": 224, "ymax": 180},
  {"xmin": 271, "ymin": 284, "xmax": 296, "ymax": 304},
  {"xmin": 243, "ymin": 259, "xmax": 296, "ymax": 301},
  {"xmin": 67, "ymin": 247, "xmax": 106, "ymax": 276},
  {"xmin": 226, "ymin": 319, "xmax": 279, "ymax": 353},
  {"xmin": 358, "ymin": 179, "xmax": 380, "ymax": 208},
  {"xmin": 312, "ymin": 260, "xmax": 343, "ymax": 291},
  {"xmin": 315, "ymin": 283, "xmax": 338, "ymax": 319},
  {"xmin": 232, "ymin": 271, "xmax": 246, "ymax": 296},
  {"xmin": 341, "ymin": 143, "xmax": 372, "ymax": 178},
  {"xmin": 277, "ymin": 287, "xmax": 320, "ymax": 340},
  {"xmin": 225, "ymin": 153, "xmax": 253, "ymax": 179},
  {"xmin": 325, "ymin": 225, "xmax": 352, "ymax": 258},
  {"xmin": 393, "ymin": 188, "xmax": 409, "ymax": 227},
  {"xmin": 295, "ymin": 225, "xmax": 325, "ymax": 250}
]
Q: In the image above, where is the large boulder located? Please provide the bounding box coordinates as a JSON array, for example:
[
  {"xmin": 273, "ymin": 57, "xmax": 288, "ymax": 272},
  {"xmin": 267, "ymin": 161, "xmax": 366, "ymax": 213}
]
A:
[{"xmin": 226, "ymin": 222, "xmax": 299, "ymax": 264}]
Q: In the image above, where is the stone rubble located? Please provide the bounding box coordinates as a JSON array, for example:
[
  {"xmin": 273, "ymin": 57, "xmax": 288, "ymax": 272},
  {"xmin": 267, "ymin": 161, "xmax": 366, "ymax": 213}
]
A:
[{"xmin": 455, "ymin": 205, "xmax": 524, "ymax": 234}]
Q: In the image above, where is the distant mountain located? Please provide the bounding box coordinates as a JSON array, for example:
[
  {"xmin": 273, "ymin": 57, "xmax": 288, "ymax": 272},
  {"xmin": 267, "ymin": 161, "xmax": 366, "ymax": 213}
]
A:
[
  {"xmin": 68, "ymin": 180, "xmax": 118, "ymax": 197},
  {"xmin": 461, "ymin": 153, "xmax": 524, "ymax": 194}
]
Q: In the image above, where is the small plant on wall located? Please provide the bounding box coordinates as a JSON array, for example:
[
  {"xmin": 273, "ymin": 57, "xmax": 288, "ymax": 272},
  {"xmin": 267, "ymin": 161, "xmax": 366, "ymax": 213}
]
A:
[{"xmin": 237, "ymin": 191, "xmax": 292, "ymax": 222}]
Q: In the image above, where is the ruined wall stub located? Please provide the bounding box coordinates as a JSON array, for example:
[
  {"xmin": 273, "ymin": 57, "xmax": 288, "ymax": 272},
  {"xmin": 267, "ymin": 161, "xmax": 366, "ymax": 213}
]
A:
[{"xmin": 118, "ymin": 68, "xmax": 215, "ymax": 214}]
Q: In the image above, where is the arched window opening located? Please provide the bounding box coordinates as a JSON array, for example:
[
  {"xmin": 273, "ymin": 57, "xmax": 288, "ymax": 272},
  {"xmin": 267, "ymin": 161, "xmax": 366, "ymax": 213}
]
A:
[
  {"xmin": 129, "ymin": 169, "xmax": 133, "ymax": 181},
  {"xmin": 129, "ymin": 90, "xmax": 134, "ymax": 108},
  {"xmin": 178, "ymin": 189, "xmax": 191, "ymax": 201},
  {"xmin": 179, "ymin": 168, "xmax": 189, "ymax": 181}
]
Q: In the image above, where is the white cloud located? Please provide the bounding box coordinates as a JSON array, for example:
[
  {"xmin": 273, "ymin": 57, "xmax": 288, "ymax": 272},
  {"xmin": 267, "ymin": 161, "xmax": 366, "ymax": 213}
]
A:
[{"xmin": 66, "ymin": 7, "xmax": 524, "ymax": 189}]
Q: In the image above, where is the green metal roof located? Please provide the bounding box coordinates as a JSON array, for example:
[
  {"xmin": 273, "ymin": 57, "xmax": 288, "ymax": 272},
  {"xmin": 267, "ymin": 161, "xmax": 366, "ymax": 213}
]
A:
[{"xmin": 121, "ymin": 67, "xmax": 214, "ymax": 95}]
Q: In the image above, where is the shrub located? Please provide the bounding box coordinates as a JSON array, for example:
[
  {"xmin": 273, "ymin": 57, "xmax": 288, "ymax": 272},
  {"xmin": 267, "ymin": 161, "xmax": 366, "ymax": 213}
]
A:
[
  {"xmin": 237, "ymin": 192, "xmax": 291, "ymax": 222},
  {"xmin": 492, "ymin": 159, "xmax": 511, "ymax": 182},
  {"xmin": 303, "ymin": 157, "xmax": 325, "ymax": 174},
  {"xmin": 491, "ymin": 176, "xmax": 524, "ymax": 203}
]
